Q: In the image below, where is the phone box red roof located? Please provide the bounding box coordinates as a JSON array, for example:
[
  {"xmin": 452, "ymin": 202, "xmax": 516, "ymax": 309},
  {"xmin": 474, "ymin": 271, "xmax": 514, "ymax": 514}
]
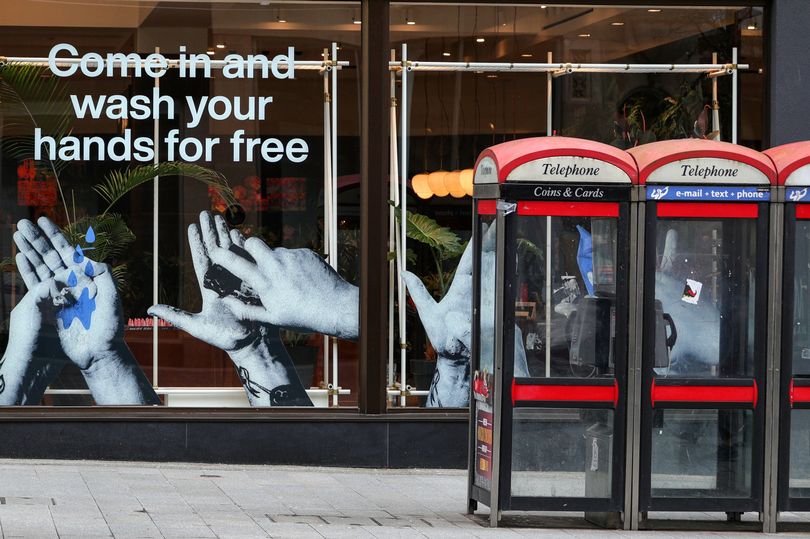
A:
[
  {"xmin": 763, "ymin": 141, "xmax": 810, "ymax": 185},
  {"xmin": 473, "ymin": 136, "xmax": 638, "ymax": 185},
  {"xmin": 628, "ymin": 139, "xmax": 776, "ymax": 185}
]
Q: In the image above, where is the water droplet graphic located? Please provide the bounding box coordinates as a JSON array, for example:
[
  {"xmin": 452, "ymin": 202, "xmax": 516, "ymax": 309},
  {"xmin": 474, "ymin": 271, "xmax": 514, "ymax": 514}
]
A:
[
  {"xmin": 57, "ymin": 286, "xmax": 95, "ymax": 330},
  {"xmin": 85, "ymin": 226, "xmax": 96, "ymax": 243},
  {"xmin": 73, "ymin": 245, "xmax": 84, "ymax": 264},
  {"xmin": 84, "ymin": 261, "xmax": 94, "ymax": 277},
  {"xmin": 67, "ymin": 270, "xmax": 77, "ymax": 287}
]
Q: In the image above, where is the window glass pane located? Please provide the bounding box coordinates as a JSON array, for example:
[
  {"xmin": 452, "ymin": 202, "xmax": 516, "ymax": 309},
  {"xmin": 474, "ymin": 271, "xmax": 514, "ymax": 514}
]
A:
[
  {"xmin": 0, "ymin": 1, "xmax": 360, "ymax": 407},
  {"xmin": 789, "ymin": 409, "xmax": 810, "ymax": 498},
  {"xmin": 515, "ymin": 215, "xmax": 618, "ymax": 379},
  {"xmin": 791, "ymin": 221, "xmax": 810, "ymax": 375},
  {"xmin": 390, "ymin": 3, "xmax": 763, "ymax": 407},
  {"xmin": 788, "ymin": 222, "xmax": 810, "ymax": 497},
  {"xmin": 653, "ymin": 219, "xmax": 757, "ymax": 378},
  {"xmin": 511, "ymin": 407, "xmax": 614, "ymax": 498},
  {"xmin": 478, "ymin": 214, "xmax": 496, "ymax": 376},
  {"xmin": 651, "ymin": 409, "xmax": 753, "ymax": 498}
]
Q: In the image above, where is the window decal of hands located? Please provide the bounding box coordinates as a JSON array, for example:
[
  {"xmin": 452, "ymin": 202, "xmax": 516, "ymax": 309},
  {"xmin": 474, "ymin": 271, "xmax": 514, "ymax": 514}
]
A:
[{"xmin": 3, "ymin": 211, "xmax": 504, "ymax": 407}]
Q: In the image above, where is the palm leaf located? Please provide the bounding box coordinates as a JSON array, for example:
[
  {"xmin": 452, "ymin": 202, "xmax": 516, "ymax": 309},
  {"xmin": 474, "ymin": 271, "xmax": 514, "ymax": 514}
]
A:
[
  {"xmin": 94, "ymin": 161, "xmax": 236, "ymax": 214},
  {"xmin": 517, "ymin": 238, "xmax": 544, "ymax": 262},
  {"xmin": 391, "ymin": 203, "xmax": 463, "ymax": 259},
  {"xmin": 0, "ymin": 62, "xmax": 73, "ymax": 221},
  {"xmin": 63, "ymin": 213, "xmax": 136, "ymax": 262}
]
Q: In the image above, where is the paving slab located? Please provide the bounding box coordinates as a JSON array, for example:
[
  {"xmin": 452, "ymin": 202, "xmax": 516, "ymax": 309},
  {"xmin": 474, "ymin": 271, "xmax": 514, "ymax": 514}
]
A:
[{"xmin": 0, "ymin": 459, "xmax": 802, "ymax": 537}]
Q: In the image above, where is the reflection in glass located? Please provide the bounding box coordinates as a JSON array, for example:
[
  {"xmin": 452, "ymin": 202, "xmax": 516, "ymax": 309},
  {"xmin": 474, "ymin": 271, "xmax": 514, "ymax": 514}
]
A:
[
  {"xmin": 651, "ymin": 409, "xmax": 752, "ymax": 498},
  {"xmin": 789, "ymin": 410, "xmax": 810, "ymax": 497},
  {"xmin": 652, "ymin": 219, "xmax": 757, "ymax": 378},
  {"xmin": 478, "ymin": 215, "xmax": 496, "ymax": 375},
  {"xmin": 0, "ymin": 1, "xmax": 361, "ymax": 407},
  {"xmin": 515, "ymin": 216, "xmax": 618, "ymax": 379},
  {"xmin": 791, "ymin": 221, "xmax": 810, "ymax": 376},
  {"xmin": 511, "ymin": 408, "xmax": 614, "ymax": 498},
  {"xmin": 788, "ymin": 223, "xmax": 810, "ymax": 496},
  {"xmin": 390, "ymin": 5, "xmax": 764, "ymax": 150}
]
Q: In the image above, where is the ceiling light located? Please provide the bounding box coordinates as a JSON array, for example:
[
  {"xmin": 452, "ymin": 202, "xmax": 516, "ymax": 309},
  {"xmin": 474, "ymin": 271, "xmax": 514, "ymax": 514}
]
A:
[
  {"xmin": 443, "ymin": 52, "xmax": 451, "ymax": 57},
  {"xmin": 647, "ymin": 9, "xmax": 662, "ymax": 13},
  {"xmin": 277, "ymin": 16, "xmax": 286, "ymax": 23},
  {"xmin": 406, "ymin": 17, "xmax": 416, "ymax": 25},
  {"xmin": 216, "ymin": 43, "xmax": 225, "ymax": 49},
  {"xmin": 540, "ymin": 5, "xmax": 547, "ymax": 8},
  {"xmin": 747, "ymin": 23, "xmax": 757, "ymax": 30},
  {"xmin": 578, "ymin": 33, "xmax": 591, "ymax": 38},
  {"xmin": 476, "ymin": 37, "xmax": 485, "ymax": 43},
  {"xmin": 206, "ymin": 48, "xmax": 215, "ymax": 56},
  {"xmin": 353, "ymin": 17, "xmax": 361, "ymax": 25},
  {"xmin": 521, "ymin": 53, "xmax": 533, "ymax": 58},
  {"xmin": 611, "ymin": 22, "xmax": 624, "ymax": 26}
]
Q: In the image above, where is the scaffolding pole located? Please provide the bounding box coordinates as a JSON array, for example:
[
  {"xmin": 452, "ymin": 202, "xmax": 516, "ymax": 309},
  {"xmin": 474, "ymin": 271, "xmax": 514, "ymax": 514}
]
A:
[
  {"xmin": 398, "ymin": 44, "xmax": 409, "ymax": 407},
  {"xmin": 321, "ymin": 48, "xmax": 332, "ymax": 398},
  {"xmin": 391, "ymin": 61, "xmax": 745, "ymax": 74},
  {"xmin": 388, "ymin": 49, "xmax": 399, "ymax": 395},
  {"xmin": 330, "ymin": 42, "xmax": 339, "ymax": 407},
  {"xmin": 0, "ymin": 56, "xmax": 347, "ymax": 71}
]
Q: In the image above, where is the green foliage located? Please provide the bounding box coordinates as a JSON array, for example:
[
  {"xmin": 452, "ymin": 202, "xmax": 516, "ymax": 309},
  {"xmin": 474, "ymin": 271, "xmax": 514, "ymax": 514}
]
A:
[
  {"xmin": 95, "ymin": 162, "xmax": 236, "ymax": 215},
  {"xmin": 0, "ymin": 63, "xmax": 237, "ymax": 303},
  {"xmin": 0, "ymin": 62, "xmax": 73, "ymax": 219},
  {"xmin": 63, "ymin": 213, "xmax": 136, "ymax": 261},
  {"xmin": 387, "ymin": 248, "xmax": 417, "ymax": 265},
  {"xmin": 0, "ymin": 63, "xmax": 73, "ymax": 168},
  {"xmin": 391, "ymin": 202, "xmax": 464, "ymax": 260},
  {"xmin": 517, "ymin": 238, "xmax": 544, "ymax": 262},
  {"xmin": 390, "ymin": 202, "xmax": 464, "ymax": 299}
]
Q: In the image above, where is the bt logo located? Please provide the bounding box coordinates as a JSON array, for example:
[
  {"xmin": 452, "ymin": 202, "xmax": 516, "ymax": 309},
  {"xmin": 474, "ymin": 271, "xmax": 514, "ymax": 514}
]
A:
[
  {"xmin": 649, "ymin": 186, "xmax": 670, "ymax": 200},
  {"xmin": 789, "ymin": 187, "xmax": 809, "ymax": 202}
]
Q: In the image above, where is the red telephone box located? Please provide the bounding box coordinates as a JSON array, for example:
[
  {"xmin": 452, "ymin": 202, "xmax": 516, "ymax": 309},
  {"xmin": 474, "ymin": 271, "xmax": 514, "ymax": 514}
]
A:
[
  {"xmin": 468, "ymin": 137, "xmax": 637, "ymax": 526},
  {"xmin": 764, "ymin": 141, "xmax": 810, "ymax": 518},
  {"xmin": 628, "ymin": 140, "xmax": 776, "ymax": 521}
]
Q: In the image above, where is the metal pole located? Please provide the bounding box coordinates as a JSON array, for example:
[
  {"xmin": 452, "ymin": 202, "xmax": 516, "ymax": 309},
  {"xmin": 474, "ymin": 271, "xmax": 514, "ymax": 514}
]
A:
[
  {"xmin": 763, "ymin": 193, "xmax": 784, "ymax": 533},
  {"xmin": 331, "ymin": 42, "xmax": 340, "ymax": 407},
  {"xmin": 626, "ymin": 191, "xmax": 645, "ymax": 530},
  {"xmin": 712, "ymin": 52, "xmax": 721, "ymax": 141},
  {"xmin": 389, "ymin": 61, "xmax": 745, "ymax": 74},
  {"xmin": 732, "ymin": 47, "xmax": 738, "ymax": 144},
  {"xmin": 547, "ymin": 51, "xmax": 553, "ymax": 136},
  {"xmin": 545, "ymin": 217, "xmax": 551, "ymax": 378},
  {"xmin": 489, "ymin": 207, "xmax": 507, "ymax": 528},
  {"xmin": 322, "ymin": 48, "xmax": 331, "ymax": 395},
  {"xmin": 388, "ymin": 50, "xmax": 399, "ymax": 394},
  {"xmin": 152, "ymin": 46, "xmax": 160, "ymax": 389},
  {"xmin": 399, "ymin": 43, "xmax": 408, "ymax": 407},
  {"xmin": 0, "ymin": 56, "xmax": 343, "ymax": 70}
]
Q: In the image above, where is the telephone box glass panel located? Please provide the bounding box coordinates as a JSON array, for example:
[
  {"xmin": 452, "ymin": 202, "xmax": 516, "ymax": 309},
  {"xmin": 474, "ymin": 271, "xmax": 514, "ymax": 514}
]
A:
[
  {"xmin": 514, "ymin": 216, "xmax": 618, "ymax": 379},
  {"xmin": 652, "ymin": 219, "xmax": 757, "ymax": 378},
  {"xmin": 787, "ymin": 220, "xmax": 810, "ymax": 497},
  {"xmin": 511, "ymin": 408, "xmax": 615, "ymax": 498},
  {"xmin": 474, "ymin": 214, "xmax": 497, "ymax": 490}
]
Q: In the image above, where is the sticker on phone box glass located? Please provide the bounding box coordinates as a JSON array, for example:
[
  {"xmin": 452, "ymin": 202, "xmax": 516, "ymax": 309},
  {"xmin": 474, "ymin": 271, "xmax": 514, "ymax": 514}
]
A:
[{"xmin": 681, "ymin": 279, "xmax": 703, "ymax": 304}]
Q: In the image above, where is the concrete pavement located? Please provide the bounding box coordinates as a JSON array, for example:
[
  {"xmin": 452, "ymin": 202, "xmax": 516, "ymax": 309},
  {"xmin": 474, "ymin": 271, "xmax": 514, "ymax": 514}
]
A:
[{"xmin": 0, "ymin": 459, "xmax": 804, "ymax": 538}]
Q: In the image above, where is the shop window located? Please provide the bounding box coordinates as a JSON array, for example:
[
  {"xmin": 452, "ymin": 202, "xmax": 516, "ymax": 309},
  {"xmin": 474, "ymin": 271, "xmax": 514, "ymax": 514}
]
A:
[
  {"xmin": 0, "ymin": 0, "xmax": 360, "ymax": 407},
  {"xmin": 389, "ymin": 3, "xmax": 765, "ymax": 408}
]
